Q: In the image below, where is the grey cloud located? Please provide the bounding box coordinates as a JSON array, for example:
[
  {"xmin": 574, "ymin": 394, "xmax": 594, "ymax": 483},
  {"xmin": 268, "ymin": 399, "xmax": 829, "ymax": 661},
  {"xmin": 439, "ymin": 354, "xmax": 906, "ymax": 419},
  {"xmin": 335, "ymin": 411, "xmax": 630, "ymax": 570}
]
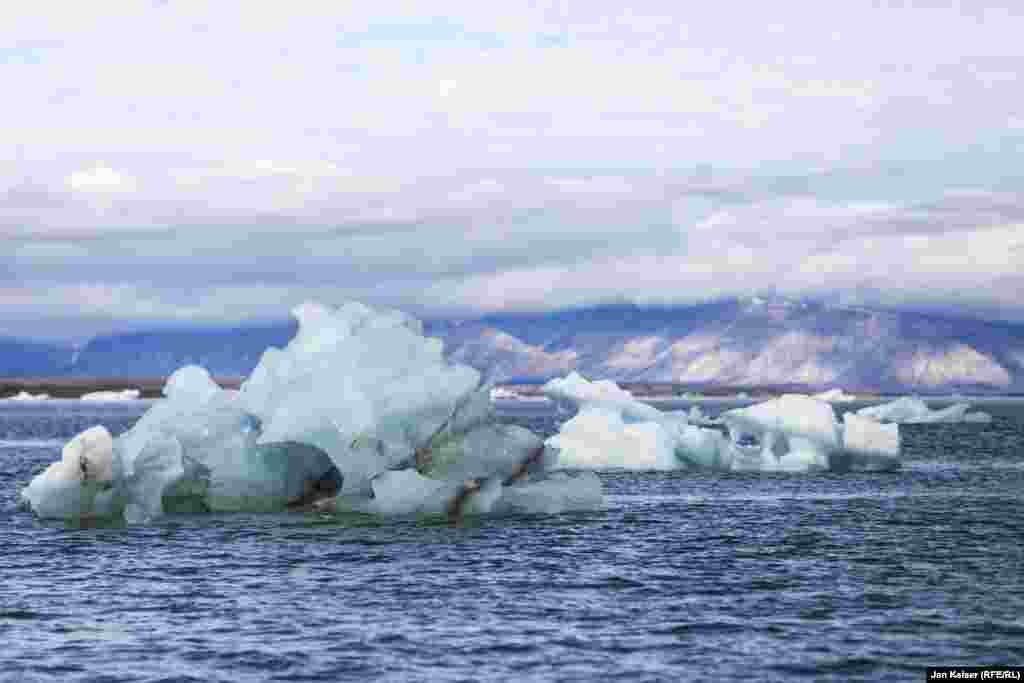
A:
[
  {"xmin": 1, "ymin": 181, "xmax": 69, "ymax": 210},
  {"xmin": 2, "ymin": 2, "xmax": 1024, "ymax": 337}
]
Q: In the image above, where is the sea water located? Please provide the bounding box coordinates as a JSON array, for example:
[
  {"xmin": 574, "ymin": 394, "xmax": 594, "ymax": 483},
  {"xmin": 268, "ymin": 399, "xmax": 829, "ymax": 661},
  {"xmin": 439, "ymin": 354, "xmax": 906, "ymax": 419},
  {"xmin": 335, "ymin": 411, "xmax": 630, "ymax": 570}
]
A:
[{"xmin": 2, "ymin": 399, "xmax": 1022, "ymax": 682}]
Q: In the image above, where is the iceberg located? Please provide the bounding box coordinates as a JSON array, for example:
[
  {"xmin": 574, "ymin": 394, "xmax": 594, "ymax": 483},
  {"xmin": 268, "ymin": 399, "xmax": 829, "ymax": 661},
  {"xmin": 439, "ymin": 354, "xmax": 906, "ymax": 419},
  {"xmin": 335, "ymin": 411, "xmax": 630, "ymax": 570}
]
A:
[
  {"xmin": 79, "ymin": 389, "xmax": 142, "ymax": 401},
  {"xmin": 543, "ymin": 372, "xmax": 700, "ymax": 470},
  {"xmin": 721, "ymin": 396, "xmax": 899, "ymax": 472},
  {"xmin": 543, "ymin": 372, "xmax": 665, "ymax": 423},
  {"xmin": 547, "ymin": 404, "xmax": 683, "ymax": 470},
  {"xmin": 541, "ymin": 374, "xmax": 900, "ymax": 473},
  {"xmin": 835, "ymin": 412, "xmax": 901, "ymax": 471},
  {"xmin": 855, "ymin": 397, "xmax": 992, "ymax": 424},
  {"xmin": 719, "ymin": 395, "xmax": 839, "ymax": 472},
  {"xmin": 21, "ymin": 302, "xmax": 602, "ymax": 522},
  {"xmin": 20, "ymin": 426, "xmax": 116, "ymax": 519},
  {"xmin": 489, "ymin": 386, "xmax": 520, "ymax": 401},
  {"xmin": 4, "ymin": 391, "xmax": 51, "ymax": 401},
  {"xmin": 812, "ymin": 388, "xmax": 857, "ymax": 402}
]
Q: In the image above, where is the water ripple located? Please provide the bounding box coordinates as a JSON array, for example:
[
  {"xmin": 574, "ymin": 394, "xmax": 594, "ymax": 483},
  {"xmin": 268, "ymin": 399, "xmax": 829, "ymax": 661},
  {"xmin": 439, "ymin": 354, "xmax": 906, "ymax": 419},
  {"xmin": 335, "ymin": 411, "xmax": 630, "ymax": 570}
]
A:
[{"xmin": 2, "ymin": 402, "xmax": 1023, "ymax": 681}]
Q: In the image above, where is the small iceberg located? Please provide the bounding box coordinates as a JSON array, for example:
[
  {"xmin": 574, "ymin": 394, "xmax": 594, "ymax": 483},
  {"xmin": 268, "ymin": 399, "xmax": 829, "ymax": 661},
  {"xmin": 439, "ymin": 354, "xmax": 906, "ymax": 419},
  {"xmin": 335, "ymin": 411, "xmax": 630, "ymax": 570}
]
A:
[
  {"xmin": 4, "ymin": 391, "xmax": 51, "ymax": 401},
  {"xmin": 719, "ymin": 395, "xmax": 899, "ymax": 472},
  {"xmin": 812, "ymin": 388, "xmax": 857, "ymax": 402},
  {"xmin": 80, "ymin": 389, "xmax": 142, "ymax": 402},
  {"xmin": 855, "ymin": 396, "xmax": 992, "ymax": 424},
  {"xmin": 541, "ymin": 373, "xmax": 900, "ymax": 473},
  {"xmin": 489, "ymin": 386, "xmax": 527, "ymax": 401}
]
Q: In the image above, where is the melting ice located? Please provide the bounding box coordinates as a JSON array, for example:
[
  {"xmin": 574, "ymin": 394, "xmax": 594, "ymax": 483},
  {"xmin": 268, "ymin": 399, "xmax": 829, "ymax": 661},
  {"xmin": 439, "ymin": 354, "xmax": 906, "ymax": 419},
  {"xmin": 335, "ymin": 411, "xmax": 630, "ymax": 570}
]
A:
[
  {"xmin": 21, "ymin": 302, "xmax": 600, "ymax": 522},
  {"xmin": 854, "ymin": 396, "xmax": 992, "ymax": 424},
  {"xmin": 3, "ymin": 391, "xmax": 51, "ymax": 401},
  {"xmin": 542, "ymin": 372, "xmax": 901, "ymax": 473},
  {"xmin": 28, "ymin": 303, "xmax": 995, "ymax": 523},
  {"xmin": 79, "ymin": 389, "xmax": 142, "ymax": 402}
]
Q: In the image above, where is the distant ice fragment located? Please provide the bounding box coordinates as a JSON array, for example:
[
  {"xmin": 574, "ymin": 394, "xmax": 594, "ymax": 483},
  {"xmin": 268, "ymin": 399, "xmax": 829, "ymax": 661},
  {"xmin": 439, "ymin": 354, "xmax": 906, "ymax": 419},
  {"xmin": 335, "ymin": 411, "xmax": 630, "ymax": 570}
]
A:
[
  {"xmin": 542, "ymin": 371, "xmax": 666, "ymax": 422},
  {"xmin": 489, "ymin": 386, "xmax": 520, "ymax": 400},
  {"xmin": 812, "ymin": 388, "xmax": 856, "ymax": 402},
  {"xmin": 719, "ymin": 395, "xmax": 839, "ymax": 472},
  {"xmin": 4, "ymin": 391, "xmax": 50, "ymax": 401},
  {"xmin": 163, "ymin": 365, "xmax": 220, "ymax": 403},
  {"xmin": 80, "ymin": 389, "xmax": 141, "ymax": 401},
  {"xmin": 855, "ymin": 397, "xmax": 992, "ymax": 424}
]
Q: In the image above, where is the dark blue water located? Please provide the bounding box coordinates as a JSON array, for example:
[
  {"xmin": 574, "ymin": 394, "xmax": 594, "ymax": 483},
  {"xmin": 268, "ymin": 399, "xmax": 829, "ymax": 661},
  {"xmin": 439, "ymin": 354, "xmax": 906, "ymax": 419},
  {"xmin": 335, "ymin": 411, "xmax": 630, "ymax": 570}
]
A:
[{"xmin": 2, "ymin": 399, "xmax": 1023, "ymax": 682}]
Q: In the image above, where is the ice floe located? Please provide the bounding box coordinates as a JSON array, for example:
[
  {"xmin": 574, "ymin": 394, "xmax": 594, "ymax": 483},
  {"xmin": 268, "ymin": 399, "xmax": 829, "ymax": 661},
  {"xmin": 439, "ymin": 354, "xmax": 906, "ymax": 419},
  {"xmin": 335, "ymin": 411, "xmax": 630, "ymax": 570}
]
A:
[
  {"xmin": 21, "ymin": 302, "xmax": 602, "ymax": 522},
  {"xmin": 855, "ymin": 396, "xmax": 992, "ymax": 424},
  {"xmin": 79, "ymin": 389, "xmax": 142, "ymax": 401},
  {"xmin": 3, "ymin": 391, "xmax": 51, "ymax": 401},
  {"xmin": 541, "ymin": 373, "xmax": 900, "ymax": 473},
  {"xmin": 812, "ymin": 388, "xmax": 858, "ymax": 402}
]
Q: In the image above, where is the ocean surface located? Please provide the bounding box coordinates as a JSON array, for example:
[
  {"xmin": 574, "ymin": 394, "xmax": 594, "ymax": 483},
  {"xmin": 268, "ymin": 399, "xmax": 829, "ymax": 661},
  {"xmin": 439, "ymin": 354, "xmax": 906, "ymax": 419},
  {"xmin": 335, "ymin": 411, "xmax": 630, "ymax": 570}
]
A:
[{"xmin": 2, "ymin": 398, "xmax": 1023, "ymax": 682}]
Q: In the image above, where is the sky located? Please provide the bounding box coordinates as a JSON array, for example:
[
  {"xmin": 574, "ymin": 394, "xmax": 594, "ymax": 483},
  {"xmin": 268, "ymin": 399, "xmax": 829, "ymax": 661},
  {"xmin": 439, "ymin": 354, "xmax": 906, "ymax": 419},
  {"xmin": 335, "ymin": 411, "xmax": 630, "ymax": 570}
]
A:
[{"xmin": 3, "ymin": 1, "xmax": 1024, "ymax": 340}]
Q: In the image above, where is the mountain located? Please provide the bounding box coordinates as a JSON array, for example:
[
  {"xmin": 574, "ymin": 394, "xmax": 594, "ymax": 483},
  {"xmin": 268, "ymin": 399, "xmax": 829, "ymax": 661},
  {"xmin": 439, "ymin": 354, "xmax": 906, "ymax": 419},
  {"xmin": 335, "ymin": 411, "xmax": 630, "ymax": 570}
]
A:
[
  {"xmin": 428, "ymin": 300, "xmax": 1024, "ymax": 393},
  {"xmin": 5, "ymin": 299, "xmax": 1024, "ymax": 393},
  {"xmin": 68, "ymin": 322, "xmax": 297, "ymax": 378},
  {"xmin": 0, "ymin": 337, "xmax": 74, "ymax": 377}
]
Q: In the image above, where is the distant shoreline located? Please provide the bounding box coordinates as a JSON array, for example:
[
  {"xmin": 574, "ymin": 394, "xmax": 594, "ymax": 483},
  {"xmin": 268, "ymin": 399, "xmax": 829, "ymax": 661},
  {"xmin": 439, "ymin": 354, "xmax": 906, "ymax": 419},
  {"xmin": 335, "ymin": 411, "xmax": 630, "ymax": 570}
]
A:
[
  {"xmin": 3, "ymin": 376, "xmax": 1021, "ymax": 401},
  {"xmin": 0, "ymin": 377, "xmax": 244, "ymax": 399}
]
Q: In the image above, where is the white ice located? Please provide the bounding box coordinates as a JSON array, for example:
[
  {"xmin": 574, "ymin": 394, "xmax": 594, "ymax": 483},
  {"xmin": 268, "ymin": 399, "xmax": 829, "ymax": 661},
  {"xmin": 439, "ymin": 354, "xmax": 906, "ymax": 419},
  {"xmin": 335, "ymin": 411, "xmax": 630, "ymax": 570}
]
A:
[
  {"xmin": 547, "ymin": 405, "xmax": 683, "ymax": 470},
  {"xmin": 542, "ymin": 375, "xmax": 901, "ymax": 473},
  {"xmin": 855, "ymin": 396, "xmax": 992, "ymax": 424},
  {"xmin": 812, "ymin": 388, "xmax": 857, "ymax": 402},
  {"xmin": 4, "ymin": 391, "xmax": 51, "ymax": 401},
  {"xmin": 79, "ymin": 389, "xmax": 141, "ymax": 401},
  {"xmin": 20, "ymin": 425, "xmax": 116, "ymax": 519},
  {"xmin": 543, "ymin": 372, "xmax": 665, "ymax": 423},
  {"xmin": 719, "ymin": 395, "xmax": 840, "ymax": 472},
  {"xmin": 838, "ymin": 412, "xmax": 901, "ymax": 471},
  {"xmin": 489, "ymin": 386, "xmax": 520, "ymax": 400},
  {"xmin": 22, "ymin": 302, "xmax": 602, "ymax": 522},
  {"xmin": 543, "ymin": 372, "xmax": 692, "ymax": 470}
]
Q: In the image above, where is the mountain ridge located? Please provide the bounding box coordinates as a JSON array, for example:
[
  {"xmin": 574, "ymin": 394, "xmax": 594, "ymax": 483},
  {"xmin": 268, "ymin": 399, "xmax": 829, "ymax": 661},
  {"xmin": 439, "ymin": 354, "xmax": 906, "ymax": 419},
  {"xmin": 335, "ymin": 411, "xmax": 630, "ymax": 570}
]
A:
[{"xmin": 3, "ymin": 299, "xmax": 1023, "ymax": 393}]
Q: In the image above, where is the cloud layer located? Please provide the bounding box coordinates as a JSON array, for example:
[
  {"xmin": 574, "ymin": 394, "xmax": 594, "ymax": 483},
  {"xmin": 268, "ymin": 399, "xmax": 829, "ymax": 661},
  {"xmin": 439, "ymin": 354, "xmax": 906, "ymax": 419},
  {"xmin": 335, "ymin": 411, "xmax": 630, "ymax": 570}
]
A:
[{"xmin": 3, "ymin": 2, "xmax": 1024, "ymax": 337}]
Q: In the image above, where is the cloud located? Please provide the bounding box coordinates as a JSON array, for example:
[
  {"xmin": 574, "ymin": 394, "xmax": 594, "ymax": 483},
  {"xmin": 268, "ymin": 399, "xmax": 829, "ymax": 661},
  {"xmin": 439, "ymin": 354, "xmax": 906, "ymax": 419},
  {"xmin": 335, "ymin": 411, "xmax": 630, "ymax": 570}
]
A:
[
  {"xmin": 2, "ymin": 2, "xmax": 1024, "ymax": 336},
  {"xmin": 67, "ymin": 163, "xmax": 137, "ymax": 193}
]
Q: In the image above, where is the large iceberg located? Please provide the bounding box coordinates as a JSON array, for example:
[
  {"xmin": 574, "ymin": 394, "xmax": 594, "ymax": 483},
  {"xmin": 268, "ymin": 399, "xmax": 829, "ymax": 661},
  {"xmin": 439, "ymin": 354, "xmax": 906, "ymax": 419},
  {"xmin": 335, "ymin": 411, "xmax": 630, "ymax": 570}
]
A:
[
  {"xmin": 855, "ymin": 397, "xmax": 992, "ymax": 424},
  {"xmin": 21, "ymin": 302, "xmax": 602, "ymax": 522},
  {"xmin": 542, "ymin": 373, "xmax": 900, "ymax": 473}
]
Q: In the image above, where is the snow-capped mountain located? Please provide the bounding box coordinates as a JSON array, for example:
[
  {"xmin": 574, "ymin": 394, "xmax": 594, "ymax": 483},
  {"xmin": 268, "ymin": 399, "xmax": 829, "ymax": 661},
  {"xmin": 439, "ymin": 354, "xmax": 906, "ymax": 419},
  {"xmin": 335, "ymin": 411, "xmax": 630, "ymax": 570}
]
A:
[{"xmin": 3, "ymin": 299, "xmax": 1023, "ymax": 393}]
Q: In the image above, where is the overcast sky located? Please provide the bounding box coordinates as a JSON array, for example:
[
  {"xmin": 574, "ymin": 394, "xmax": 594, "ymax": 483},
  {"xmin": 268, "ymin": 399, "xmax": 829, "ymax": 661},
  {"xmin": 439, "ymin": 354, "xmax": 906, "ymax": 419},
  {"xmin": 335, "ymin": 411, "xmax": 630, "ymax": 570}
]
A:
[{"xmin": 3, "ymin": 1, "xmax": 1024, "ymax": 339}]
